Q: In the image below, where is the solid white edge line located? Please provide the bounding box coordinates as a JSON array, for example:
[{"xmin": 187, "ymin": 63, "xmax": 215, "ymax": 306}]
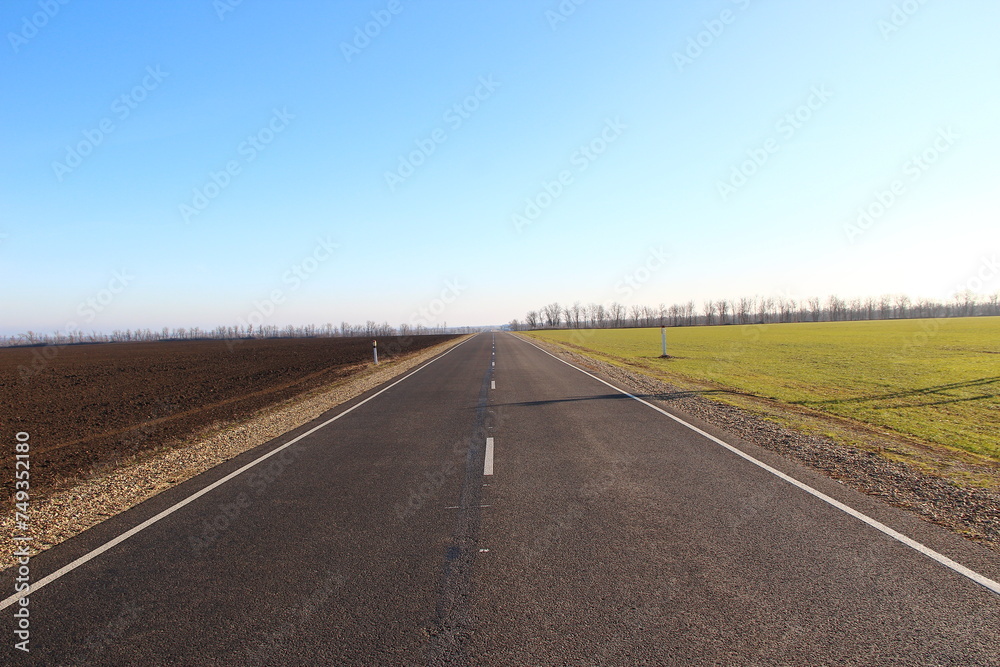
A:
[
  {"xmin": 515, "ymin": 334, "xmax": 1000, "ymax": 597},
  {"xmin": 484, "ymin": 437, "xmax": 494, "ymax": 476},
  {"xmin": 0, "ymin": 335, "xmax": 475, "ymax": 611}
]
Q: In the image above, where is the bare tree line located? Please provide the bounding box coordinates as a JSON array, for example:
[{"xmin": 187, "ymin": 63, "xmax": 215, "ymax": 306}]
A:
[
  {"xmin": 1, "ymin": 321, "xmax": 483, "ymax": 348},
  {"xmin": 511, "ymin": 291, "xmax": 1000, "ymax": 331}
]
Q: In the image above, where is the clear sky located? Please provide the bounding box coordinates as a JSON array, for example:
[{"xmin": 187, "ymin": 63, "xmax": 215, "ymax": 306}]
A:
[{"xmin": 2, "ymin": 0, "xmax": 998, "ymax": 334}]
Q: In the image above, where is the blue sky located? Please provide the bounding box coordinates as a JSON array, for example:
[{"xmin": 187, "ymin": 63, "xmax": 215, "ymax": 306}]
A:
[{"xmin": 2, "ymin": 0, "xmax": 998, "ymax": 333}]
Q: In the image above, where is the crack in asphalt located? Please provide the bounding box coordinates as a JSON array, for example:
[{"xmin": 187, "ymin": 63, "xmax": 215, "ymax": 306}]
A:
[{"xmin": 425, "ymin": 353, "xmax": 494, "ymax": 665}]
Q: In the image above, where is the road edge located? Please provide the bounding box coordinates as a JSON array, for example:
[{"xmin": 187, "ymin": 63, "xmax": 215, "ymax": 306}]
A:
[
  {"xmin": 513, "ymin": 332, "xmax": 1000, "ymax": 597},
  {"xmin": 0, "ymin": 335, "xmax": 472, "ymax": 571}
]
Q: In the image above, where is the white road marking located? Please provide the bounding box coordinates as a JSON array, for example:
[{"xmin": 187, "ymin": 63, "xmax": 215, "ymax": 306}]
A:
[
  {"xmin": 492, "ymin": 361, "xmax": 495, "ymax": 367},
  {"xmin": 484, "ymin": 437, "xmax": 494, "ymax": 476},
  {"xmin": 517, "ymin": 335, "xmax": 1000, "ymax": 597},
  {"xmin": 491, "ymin": 380, "xmax": 496, "ymax": 389},
  {"xmin": 0, "ymin": 336, "xmax": 476, "ymax": 612}
]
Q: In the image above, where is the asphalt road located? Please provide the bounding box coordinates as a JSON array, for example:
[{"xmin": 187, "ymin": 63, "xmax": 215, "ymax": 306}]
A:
[{"xmin": 4, "ymin": 332, "xmax": 999, "ymax": 665}]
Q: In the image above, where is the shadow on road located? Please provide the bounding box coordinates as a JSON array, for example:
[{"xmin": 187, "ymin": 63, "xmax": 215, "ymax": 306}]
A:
[{"xmin": 490, "ymin": 389, "xmax": 740, "ymax": 409}]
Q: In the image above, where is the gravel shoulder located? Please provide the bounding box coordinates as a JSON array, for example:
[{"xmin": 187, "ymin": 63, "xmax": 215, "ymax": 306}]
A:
[
  {"xmin": 523, "ymin": 334, "xmax": 1000, "ymax": 555},
  {"xmin": 0, "ymin": 336, "xmax": 470, "ymax": 570}
]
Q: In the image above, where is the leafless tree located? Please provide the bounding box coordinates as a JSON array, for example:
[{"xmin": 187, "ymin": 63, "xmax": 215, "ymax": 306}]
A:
[
  {"xmin": 826, "ymin": 296, "xmax": 843, "ymax": 321},
  {"xmin": 570, "ymin": 301, "xmax": 583, "ymax": 328},
  {"xmin": 846, "ymin": 298, "xmax": 860, "ymax": 321},
  {"xmin": 543, "ymin": 302, "xmax": 562, "ymax": 327},
  {"xmin": 773, "ymin": 297, "xmax": 785, "ymax": 323},
  {"xmin": 877, "ymin": 295, "xmax": 891, "ymax": 320},
  {"xmin": 609, "ymin": 302, "xmax": 626, "ymax": 328},
  {"xmin": 628, "ymin": 304, "xmax": 643, "ymax": 327},
  {"xmin": 737, "ymin": 297, "xmax": 753, "ymax": 324},
  {"xmin": 863, "ymin": 297, "xmax": 876, "ymax": 320},
  {"xmin": 588, "ymin": 303, "xmax": 606, "ymax": 328},
  {"xmin": 703, "ymin": 301, "xmax": 715, "ymax": 325},
  {"xmin": 757, "ymin": 296, "xmax": 773, "ymax": 324},
  {"xmin": 894, "ymin": 294, "xmax": 911, "ymax": 319},
  {"xmin": 666, "ymin": 303, "xmax": 679, "ymax": 327},
  {"xmin": 954, "ymin": 290, "xmax": 976, "ymax": 317},
  {"xmin": 716, "ymin": 299, "xmax": 730, "ymax": 325},
  {"xmin": 806, "ymin": 297, "xmax": 821, "ymax": 322}
]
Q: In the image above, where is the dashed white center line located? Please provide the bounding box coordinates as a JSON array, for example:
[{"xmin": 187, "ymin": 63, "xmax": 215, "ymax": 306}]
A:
[
  {"xmin": 491, "ymin": 380, "xmax": 495, "ymax": 389},
  {"xmin": 484, "ymin": 437, "xmax": 494, "ymax": 475}
]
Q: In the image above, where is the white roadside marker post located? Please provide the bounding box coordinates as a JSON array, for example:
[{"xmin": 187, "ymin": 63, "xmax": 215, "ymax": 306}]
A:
[
  {"xmin": 373, "ymin": 339, "xmax": 378, "ymax": 365},
  {"xmin": 660, "ymin": 326, "xmax": 668, "ymax": 358}
]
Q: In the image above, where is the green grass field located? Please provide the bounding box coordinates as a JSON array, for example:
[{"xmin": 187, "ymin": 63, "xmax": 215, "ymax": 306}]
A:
[{"xmin": 526, "ymin": 317, "xmax": 1000, "ymax": 462}]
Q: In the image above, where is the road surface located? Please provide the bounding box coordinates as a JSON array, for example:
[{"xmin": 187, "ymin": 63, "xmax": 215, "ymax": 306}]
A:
[{"xmin": 4, "ymin": 332, "xmax": 999, "ymax": 665}]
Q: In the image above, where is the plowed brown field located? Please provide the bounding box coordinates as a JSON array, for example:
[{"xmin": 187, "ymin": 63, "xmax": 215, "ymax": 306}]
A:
[{"xmin": 1, "ymin": 335, "xmax": 456, "ymax": 497}]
